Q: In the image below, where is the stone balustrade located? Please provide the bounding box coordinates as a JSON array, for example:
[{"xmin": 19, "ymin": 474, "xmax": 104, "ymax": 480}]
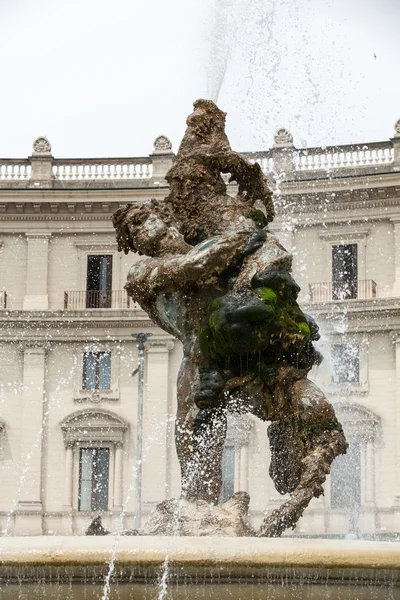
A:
[
  {"xmin": 1, "ymin": 120, "xmax": 400, "ymax": 189},
  {"xmin": 294, "ymin": 143, "xmax": 394, "ymax": 171},
  {"xmin": 0, "ymin": 160, "xmax": 31, "ymax": 181},
  {"xmin": 53, "ymin": 158, "xmax": 153, "ymax": 181}
]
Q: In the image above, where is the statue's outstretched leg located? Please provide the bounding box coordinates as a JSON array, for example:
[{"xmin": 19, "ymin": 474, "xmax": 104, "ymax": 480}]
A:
[
  {"xmin": 259, "ymin": 374, "xmax": 347, "ymax": 537},
  {"xmin": 175, "ymin": 354, "xmax": 227, "ymax": 504}
]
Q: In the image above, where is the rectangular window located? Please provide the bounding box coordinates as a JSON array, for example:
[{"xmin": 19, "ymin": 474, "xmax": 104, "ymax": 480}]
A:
[
  {"xmin": 83, "ymin": 351, "xmax": 111, "ymax": 390},
  {"xmin": 86, "ymin": 255, "xmax": 113, "ymax": 308},
  {"xmin": 331, "ymin": 344, "xmax": 360, "ymax": 383},
  {"xmin": 220, "ymin": 445, "xmax": 235, "ymax": 503},
  {"xmin": 332, "ymin": 244, "xmax": 358, "ymax": 300},
  {"xmin": 78, "ymin": 447, "xmax": 110, "ymax": 511},
  {"xmin": 331, "ymin": 441, "xmax": 361, "ymax": 509}
]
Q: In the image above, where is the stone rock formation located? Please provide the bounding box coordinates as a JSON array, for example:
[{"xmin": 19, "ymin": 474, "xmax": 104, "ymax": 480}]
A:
[{"xmin": 113, "ymin": 99, "xmax": 347, "ymax": 537}]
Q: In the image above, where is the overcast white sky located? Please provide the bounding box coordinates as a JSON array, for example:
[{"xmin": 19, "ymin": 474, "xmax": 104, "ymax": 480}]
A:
[{"xmin": 1, "ymin": 0, "xmax": 399, "ymax": 157}]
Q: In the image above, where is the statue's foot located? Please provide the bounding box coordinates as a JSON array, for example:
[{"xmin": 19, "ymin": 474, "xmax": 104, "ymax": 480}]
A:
[
  {"xmin": 259, "ymin": 428, "xmax": 347, "ymax": 537},
  {"xmin": 140, "ymin": 492, "xmax": 255, "ymax": 537}
]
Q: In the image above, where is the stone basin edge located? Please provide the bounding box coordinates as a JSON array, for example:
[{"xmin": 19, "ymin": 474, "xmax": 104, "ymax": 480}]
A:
[{"xmin": 0, "ymin": 537, "xmax": 399, "ymax": 571}]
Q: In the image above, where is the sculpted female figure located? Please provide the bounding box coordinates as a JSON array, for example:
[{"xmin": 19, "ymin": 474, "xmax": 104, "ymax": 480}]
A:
[{"xmin": 113, "ymin": 100, "xmax": 347, "ymax": 536}]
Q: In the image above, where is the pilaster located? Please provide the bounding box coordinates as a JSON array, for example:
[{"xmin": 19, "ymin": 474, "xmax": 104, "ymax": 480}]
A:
[
  {"xmin": 142, "ymin": 340, "xmax": 174, "ymax": 504},
  {"xmin": 391, "ymin": 219, "xmax": 400, "ymax": 296},
  {"xmin": 14, "ymin": 345, "xmax": 46, "ymax": 535},
  {"xmin": 23, "ymin": 232, "xmax": 51, "ymax": 310},
  {"xmin": 393, "ymin": 335, "xmax": 400, "ymax": 530}
]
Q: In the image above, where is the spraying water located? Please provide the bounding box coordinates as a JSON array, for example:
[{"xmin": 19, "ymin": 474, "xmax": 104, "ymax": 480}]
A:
[{"xmin": 206, "ymin": 0, "xmax": 235, "ymax": 103}]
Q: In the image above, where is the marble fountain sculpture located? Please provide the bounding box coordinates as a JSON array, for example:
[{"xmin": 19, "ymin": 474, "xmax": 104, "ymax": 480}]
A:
[{"xmin": 112, "ymin": 99, "xmax": 348, "ymax": 538}]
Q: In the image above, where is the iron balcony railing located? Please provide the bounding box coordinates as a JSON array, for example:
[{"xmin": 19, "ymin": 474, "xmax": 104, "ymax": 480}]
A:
[
  {"xmin": 64, "ymin": 290, "xmax": 139, "ymax": 310},
  {"xmin": 308, "ymin": 280, "xmax": 377, "ymax": 303}
]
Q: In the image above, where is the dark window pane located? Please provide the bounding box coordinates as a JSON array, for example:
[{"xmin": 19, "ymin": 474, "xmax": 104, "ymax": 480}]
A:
[
  {"xmin": 331, "ymin": 442, "xmax": 361, "ymax": 509},
  {"xmin": 83, "ymin": 352, "xmax": 97, "ymax": 389},
  {"xmin": 332, "ymin": 244, "xmax": 358, "ymax": 300},
  {"xmin": 78, "ymin": 447, "xmax": 110, "ymax": 511},
  {"xmin": 220, "ymin": 446, "xmax": 235, "ymax": 503},
  {"xmin": 92, "ymin": 448, "xmax": 110, "ymax": 511},
  {"xmin": 332, "ymin": 344, "xmax": 360, "ymax": 383},
  {"xmin": 98, "ymin": 352, "xmax": 111, "ymax": 390},
  {"xmin": 86, "ymin": 255, "xmax": 113, "ymax": 308},
  {"xmin": 83, "ymin": 352, "xmax": 111, "ymax": 390}
]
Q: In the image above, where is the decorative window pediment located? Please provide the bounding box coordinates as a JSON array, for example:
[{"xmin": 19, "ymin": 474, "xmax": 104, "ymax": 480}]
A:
[
  {"xmin": 60, "ymin": 409, "xmax": 128, "ymax": 445},
  {"xmin": 333, "ymin": 401, "xmax": 380, "ymax": 442}
]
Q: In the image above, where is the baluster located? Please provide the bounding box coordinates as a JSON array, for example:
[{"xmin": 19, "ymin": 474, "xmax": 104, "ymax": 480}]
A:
[
  {"xmin": 106, "ymin": 164, "xmax": 112, "ymax": 178},
  {"xmin": 99, "ymin": 164, "xmax": 105, "ymax": 179}
]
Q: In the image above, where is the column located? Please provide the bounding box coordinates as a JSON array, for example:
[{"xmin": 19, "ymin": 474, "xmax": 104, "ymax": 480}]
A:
[
  {"xmin": 365, "ymin": 441, "xmax": 375, "ymax": 505},
  {"xmin": 361, "ymin": 441, "xmax": 376, "ymax": 533},
  {"xmin": 14, "ymin": 345, "xmax": 46, "ymax": 535},
  {"xmin": 391, "ymin": 219, "xmax": 400, "ymax": 295},
  {"xmin": 239, "ymin": 445, "xmax": 248, "ymax": 492},
  {"xmin": 23, "ymin": 232, "xmax": 51, "ymax": 310},
  {"xmin": 142, "ymin": 340, "xmax": 174, "ymax": 507},
  {"xmin": 113, "ymin": 442, "xmax": 123, "ymax": 510},
  {"xmin": 64, "ymin": 443, "xmax": 74, "ymax": 507},
  {"xmin": 61, "ymin": 443, "xmax": 74, "ymax": 534}
]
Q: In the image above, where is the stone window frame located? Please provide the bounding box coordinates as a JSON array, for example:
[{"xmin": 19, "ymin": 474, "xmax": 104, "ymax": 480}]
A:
[
  {"xmin": 319, "ymin": 228, "xmax": 371, "ymax": 287},
  {"xmin": 321, "ymin": 333, "xmax": 369, "ymax": 395},
  {"xmin": 73, "ymin": 343, "xmax": 120, "ymax": 404},
  {"xmin": 60, "ymin": 409, "xmax": 128, "ymax": 513},
  {"xmin": 74, "ymin": 241, "xmax": 122, "ymax": 293},
  {"xmin": 324, "ymin": 401, "xmax": 381, "ymax": 510}
]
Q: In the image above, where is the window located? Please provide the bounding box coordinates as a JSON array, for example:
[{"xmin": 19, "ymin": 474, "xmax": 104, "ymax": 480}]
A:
[
  {"xmin": 220, "ymin": 445, "xmax": 235, "ymax": 503},
  {"xmin": 331, "ymin": 441, "xmax": 361, "ymax": 509},
  {"xmin": 83, "ymin": 352, "xmax": 111, "ymax": 390},
  {"xmin": 331, "ymin": 344, "xmax": 360, "ymax": 383},
  {"xmin": 78, "ymin": 447, "xmax": 110, "ymax": 511},
  {"xmin": 332, "ymin": 244, "xmax": 358, "ymax": 300},
  {"xmin": 86, "ymin": 255, "xmax": 113, "ymax": 308}
]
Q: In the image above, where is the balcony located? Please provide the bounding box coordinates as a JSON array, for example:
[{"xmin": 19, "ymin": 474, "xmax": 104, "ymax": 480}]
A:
[
  {"xmin": 308, "ymin": 280, "xmax": 377, "ymax": 303},
  {"xmin": 64, "ymin": 290, "xmax": 138, "ymax": 310},
  {"xmin": 0, "ymin": 291, "xmax": 6, "ymax": 309}
]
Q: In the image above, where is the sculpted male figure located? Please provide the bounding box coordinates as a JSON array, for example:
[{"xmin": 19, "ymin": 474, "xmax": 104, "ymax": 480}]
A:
[{"xmin": 113, "ymin": 100, "xmax": 347, "ymax": 536}]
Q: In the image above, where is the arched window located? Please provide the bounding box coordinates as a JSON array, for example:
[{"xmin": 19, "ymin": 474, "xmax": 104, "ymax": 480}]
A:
[{"xmin": 60, "ymin": 409, "xmax": 128, "ymax": 513}]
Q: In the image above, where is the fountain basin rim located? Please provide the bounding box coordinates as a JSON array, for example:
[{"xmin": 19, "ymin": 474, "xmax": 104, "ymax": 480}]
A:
[{"xmin": 0, "ymin": 536, "xmax": 399, "ymax": 571}]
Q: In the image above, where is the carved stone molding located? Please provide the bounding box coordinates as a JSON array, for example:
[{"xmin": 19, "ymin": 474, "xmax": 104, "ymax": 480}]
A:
[
  {"xmin": 274, "ymin": 128, "xmax": 294, "ymax": 148},
  {"xmin": 60, "ymin": 409, "xmax": 128, "ymax": 446},
  {"xmin": 73, "ymin": 390, "xmax": 119, "ymax": 404},
  {"xmin": 32, "ymin": 136, "xmax": 52, "ymax": 155},
  {"xmin": 318, "ymin": 228, "xmax": 371, "ymax": 241},
  {"xmin": 333, "ymin": 401, "xmax": 381, "ymax": 443},
  {"xmin": 153, "ymin": 135, "xmax": 172, "ymax": 154}
]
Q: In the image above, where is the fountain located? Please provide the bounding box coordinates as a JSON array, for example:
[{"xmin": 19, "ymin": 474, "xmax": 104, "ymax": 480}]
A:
[
  {"xmin": 112, "ymin": 98, "xmax": 347, "ymax": 538},
  {"xmin": 1, "ymin": 101, "xmax": 400, "ymax": 597}
]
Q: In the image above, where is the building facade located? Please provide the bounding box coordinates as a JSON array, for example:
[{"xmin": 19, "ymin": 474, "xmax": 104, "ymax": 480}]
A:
[{"xmin": 1, "ymin": 124, "xmax": 400, "ymax": 536}]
